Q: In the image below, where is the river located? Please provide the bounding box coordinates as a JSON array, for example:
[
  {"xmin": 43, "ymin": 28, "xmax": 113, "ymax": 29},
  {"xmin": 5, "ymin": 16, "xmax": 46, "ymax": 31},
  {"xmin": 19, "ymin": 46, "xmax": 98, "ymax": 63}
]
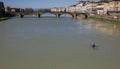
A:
[{"xmin": 0, "ymin": 15, "xmax": 120, "ymax": 69}]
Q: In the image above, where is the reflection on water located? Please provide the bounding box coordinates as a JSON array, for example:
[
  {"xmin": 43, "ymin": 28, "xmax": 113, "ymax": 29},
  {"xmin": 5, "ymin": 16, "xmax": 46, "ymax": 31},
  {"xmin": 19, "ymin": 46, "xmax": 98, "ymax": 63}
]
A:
[
  {"xmin": 77, "ymin": 20, "xmax": 120, "ymax": 36},
  {"xmin": 0, "ymin": 16, "xmax": 120, "ymax": 69}
]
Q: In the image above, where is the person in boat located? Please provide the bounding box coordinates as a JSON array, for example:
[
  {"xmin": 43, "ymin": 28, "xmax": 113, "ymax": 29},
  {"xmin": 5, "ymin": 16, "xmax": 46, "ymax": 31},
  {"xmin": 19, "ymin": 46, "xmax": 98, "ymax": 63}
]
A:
[{"xmin": 92, "ymin": 44, "xmax": 96, "ymax": 48}]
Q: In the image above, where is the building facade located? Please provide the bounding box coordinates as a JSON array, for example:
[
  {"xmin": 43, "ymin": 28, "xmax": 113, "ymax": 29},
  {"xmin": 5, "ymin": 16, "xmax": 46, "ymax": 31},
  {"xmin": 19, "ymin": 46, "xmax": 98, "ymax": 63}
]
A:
[
  {"xmin": 5, "ymin": 6, "xmax": 11, "ymax": 12},
  {"xmin": 66, "ymin": 5, "xmax": 76, "ymax": 12},
  {"xmin": 96, "ymin": 0, "xmax": 120, "ymax": 15},
  {"xmin": 96, "ymin": 2, "xmax": 109, "ymax": 15},
  {"xmin": 0, "ymin": 2, "xmax": 5, "ymax": 17},
  {"xmin": 108, "ymin": 1, "xmax": 120, "ymax": 12},
  {"xmin": 100, "ymin": 0, "xmax": 113, "ymax": 2},
  {"xmin": 51, "ymin": 7, "xmax": 65, "ymax": 12}
]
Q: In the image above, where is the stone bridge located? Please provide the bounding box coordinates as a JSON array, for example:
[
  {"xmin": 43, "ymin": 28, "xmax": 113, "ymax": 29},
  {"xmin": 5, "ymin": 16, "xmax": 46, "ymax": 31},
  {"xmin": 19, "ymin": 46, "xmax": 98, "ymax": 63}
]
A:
[{"xmin": 19, "ymin": 11, "xmax": 89, "ymax": 19}]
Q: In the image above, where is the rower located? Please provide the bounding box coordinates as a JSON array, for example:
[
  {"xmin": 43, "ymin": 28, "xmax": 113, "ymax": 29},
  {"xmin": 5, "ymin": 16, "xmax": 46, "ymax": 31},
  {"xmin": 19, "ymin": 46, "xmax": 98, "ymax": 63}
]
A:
[{"xmin": 92, "ymin": 44, "xmax": 96, "ymax": 48}]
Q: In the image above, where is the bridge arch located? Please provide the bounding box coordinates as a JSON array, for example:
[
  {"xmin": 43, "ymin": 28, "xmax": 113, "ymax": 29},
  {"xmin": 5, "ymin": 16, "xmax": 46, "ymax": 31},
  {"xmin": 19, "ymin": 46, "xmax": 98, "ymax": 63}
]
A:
[
  {"xmin": 38, "ymin": 12, "xmax": 75, "ymax": 18},
  {"xmin": 59, "ymin": 12, "xmax": 74, "ymax": 18},
  {"xmin": 39, "ymin": 12, "xmax": 56, "ymax": 17},
  {"xmin": 73, "ymin": 13, "xmax": 88, "ymax": 19}
]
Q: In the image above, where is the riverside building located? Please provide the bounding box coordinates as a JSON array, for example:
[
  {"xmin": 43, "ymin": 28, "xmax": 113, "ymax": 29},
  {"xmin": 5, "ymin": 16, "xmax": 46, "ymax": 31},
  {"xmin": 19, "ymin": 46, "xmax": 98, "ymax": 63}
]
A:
[{"xmin": 0, "ymin": 2, "xmax": 5, "ymax": 17}]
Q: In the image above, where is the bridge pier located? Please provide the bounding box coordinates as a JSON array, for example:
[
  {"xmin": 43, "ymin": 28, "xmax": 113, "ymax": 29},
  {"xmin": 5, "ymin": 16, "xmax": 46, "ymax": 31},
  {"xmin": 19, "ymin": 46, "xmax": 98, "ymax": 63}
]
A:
[
  {"xmin": 56, "ymin": 14, "xmax": 60, "ymax": 18},
  {"xmin": 37, "ymin": 14, "xmax": 41, "ymax": 18},
  {"xmin": 73, "ymin": 13, "xmax": 77, "ymax": 19},
  {"xmin": 19, "ymin": 14, "xmax": 24, "ymax": 18}
]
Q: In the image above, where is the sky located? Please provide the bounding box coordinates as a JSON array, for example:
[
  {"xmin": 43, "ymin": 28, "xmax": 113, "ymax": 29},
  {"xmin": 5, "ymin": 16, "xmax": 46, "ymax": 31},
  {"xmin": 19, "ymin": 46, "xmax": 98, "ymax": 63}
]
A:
[{"xmin": 1, "ymin": 0, "xmax": 99, "ymax": 8}]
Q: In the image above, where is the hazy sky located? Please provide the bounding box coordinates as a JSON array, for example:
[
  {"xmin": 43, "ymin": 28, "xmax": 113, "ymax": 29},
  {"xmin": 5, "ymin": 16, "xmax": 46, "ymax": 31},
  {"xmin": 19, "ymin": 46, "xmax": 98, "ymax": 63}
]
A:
[{"xmin": 1, "ymin": 0, "xmax": 99, "ymax": 8}]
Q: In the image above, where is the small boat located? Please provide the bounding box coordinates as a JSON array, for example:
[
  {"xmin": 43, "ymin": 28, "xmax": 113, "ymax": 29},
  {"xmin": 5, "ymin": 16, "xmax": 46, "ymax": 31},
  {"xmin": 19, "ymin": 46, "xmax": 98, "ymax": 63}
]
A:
[{"xmin": 91, "ymin": 44, "xmax": 96, "ymax": 48}]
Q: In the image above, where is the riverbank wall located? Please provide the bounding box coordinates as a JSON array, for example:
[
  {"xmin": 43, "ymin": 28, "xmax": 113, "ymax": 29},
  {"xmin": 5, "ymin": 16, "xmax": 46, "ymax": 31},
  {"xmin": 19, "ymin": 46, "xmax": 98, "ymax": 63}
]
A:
[
  {"xmin": 0, "ymin": 17, "xmax": 10, "ymax": 21},
  {"xmin": 88, "ymin": 15, "xmax": 120, "ymax": 24}
]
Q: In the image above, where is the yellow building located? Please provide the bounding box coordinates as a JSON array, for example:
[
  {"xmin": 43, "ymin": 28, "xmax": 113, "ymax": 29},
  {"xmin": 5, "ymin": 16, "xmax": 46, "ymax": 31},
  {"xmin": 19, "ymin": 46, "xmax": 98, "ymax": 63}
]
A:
[
  {"xmin": 96, "ymin": 1, "xmax": 120, "ymax": 15},
  {"xmin": 107, "ymin": 1, "xmax": 120, "ymax": 15},
  {"xmin": 96, "ymin": 2, "xmax": 109, "ymax": 15}
]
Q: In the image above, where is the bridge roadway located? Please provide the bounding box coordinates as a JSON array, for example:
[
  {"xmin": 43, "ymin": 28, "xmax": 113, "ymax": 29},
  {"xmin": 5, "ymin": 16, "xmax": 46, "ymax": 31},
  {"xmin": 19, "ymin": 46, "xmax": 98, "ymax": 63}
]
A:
[{"xmin": 19, "ymin": 11, "xmax": 89, "ymax": 19}]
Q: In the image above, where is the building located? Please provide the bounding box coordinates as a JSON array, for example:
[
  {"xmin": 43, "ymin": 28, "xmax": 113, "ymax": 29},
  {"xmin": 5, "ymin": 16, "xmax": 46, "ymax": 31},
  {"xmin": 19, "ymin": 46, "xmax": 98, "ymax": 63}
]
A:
[
  {"xmin": 95, "ymin": 0, "xmax": 120, "ymax": 15},
  {"xmin": 75, "ymin": 2, "xmax": 85, "ymax": 12},
  {"xmin": 66, "ymin": 1, "xmax": 98, "ymax": 14},
  {"xmin": 66, "ymin": 5, "xmax": 76, "ymax": 12},
  {"xmin": 24, "ymin": 8, "xmax": 33, "ymax": 14},
  {"xmin": 77, "ymin": 1, "xmax": 91, "ymax": 13},
  {"xmin": 101, "ymin": 0, "xmax": 120, "ymax": 15},
  {"xmin": 84, "ymin": 2, "xmax": 98, "ymax": 14},
  {"xmin": 100, "ymin": 0, "xmax": 113, "ymax": 2},
  {"xmin": 51, "ymin": 7, "xmax": 65, "ymax": 12},
  {"xmin": 108, "ymin": 1, "xmax": 120, "ymax": 12},
  {"xmin": 5, "ymin": 6, "xmax": 11, "ymax": 12},
  {"xmin": 51, "ymin": 7, "xmax": 58, "ymax": 12},
  {"xmin": 11, "ymin": 8, "xmax": 20, "ymax": 13},
  {"xmin": 96, "ymin": 2, "xmax": 109, "ymax": 15},
  {"xmin": 0, "ymin": 2, "xmax": 5, "ymax": 17}
]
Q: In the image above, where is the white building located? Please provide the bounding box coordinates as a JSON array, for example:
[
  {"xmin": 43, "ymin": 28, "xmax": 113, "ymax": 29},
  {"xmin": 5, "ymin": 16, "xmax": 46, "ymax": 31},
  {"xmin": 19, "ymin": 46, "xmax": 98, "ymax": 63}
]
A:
[
  {"xmin": 96, "ymin": 2, "xmax": 109, "ymax": 15},
  {"xmin": 66, "ymin": 5, "xmax": 76, "ymax": 12},
  {"xmin": 51, "ymin": 7, "xmax": 58, "ymax": 12},
  {"xmin": 51, "ymin": 7, "xmax": 65, "ymax": 12},
  {"xmin": 75, "ymin": 3, "xmax": 83, "ymax": 12},
  {"xmin": 83, "ymin": 2, "xmax": 98, "ymax": 14}
]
